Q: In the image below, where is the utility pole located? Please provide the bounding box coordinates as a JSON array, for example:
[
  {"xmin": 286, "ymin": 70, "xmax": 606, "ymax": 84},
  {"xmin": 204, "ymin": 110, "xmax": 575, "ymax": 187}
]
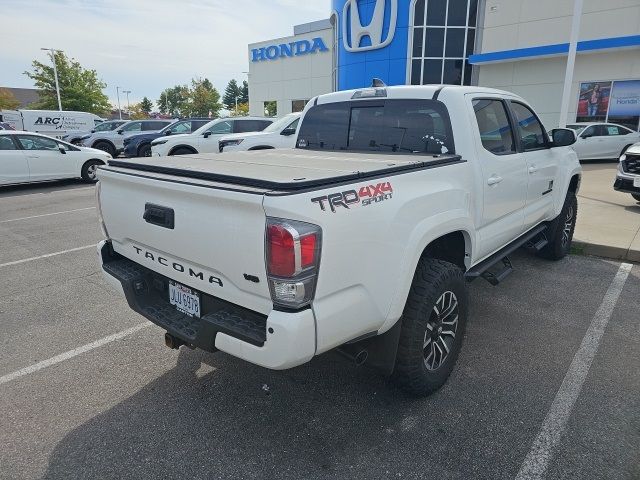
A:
[
  {"xmin": 123, "ymin": 90, "xmax": 131, "ymax": 115},
  {"xmin": 40, "ymin": 48, "xmax": 63, "ymax": 111},
  {"xmin": 559, "ymin": 0, "xmax": 583, "ymax": 127},
  {"xmin": 116, "ymin": 87, "xmax": 122, "ymax": 120}
]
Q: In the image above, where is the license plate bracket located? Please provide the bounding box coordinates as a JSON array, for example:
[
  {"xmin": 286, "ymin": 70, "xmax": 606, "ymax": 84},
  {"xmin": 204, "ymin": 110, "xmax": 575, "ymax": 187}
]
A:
[{"xmin": 169, "ymin": 281, "xmax": 201, "ymax": 318}]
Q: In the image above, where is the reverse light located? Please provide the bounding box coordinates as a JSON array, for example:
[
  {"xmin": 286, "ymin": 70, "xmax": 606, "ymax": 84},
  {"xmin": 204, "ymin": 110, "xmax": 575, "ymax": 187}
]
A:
[{"xmin": 266, "ymin": 218, "xmax": 322, "ymax": 309}]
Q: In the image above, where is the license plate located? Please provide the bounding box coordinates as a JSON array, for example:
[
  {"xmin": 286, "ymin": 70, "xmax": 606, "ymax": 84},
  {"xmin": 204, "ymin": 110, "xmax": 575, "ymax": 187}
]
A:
[
  {"xmin": 634, "ymin": 177, "xmax": 640, "ymax": 188},
  {"xmin": 169, "ymin": 281, "xmax": 201, "ymax": 318}
]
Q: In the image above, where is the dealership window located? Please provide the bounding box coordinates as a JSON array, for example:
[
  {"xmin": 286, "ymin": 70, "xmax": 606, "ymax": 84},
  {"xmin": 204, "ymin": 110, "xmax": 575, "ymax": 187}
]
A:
[
  {"xmin": 264, "ymin": 101, "xmax": 277, "ymax": 117},
  {"xmin": 576, "ymin": 80, "xmax": 640, "ymax": 131},
  {"xmin": 292, "ymin": 100, "xmax": 309, "ymax": 113},
  {"xmin": 410, "ymin": 0, "xmax": 478, "ymax": 86}
]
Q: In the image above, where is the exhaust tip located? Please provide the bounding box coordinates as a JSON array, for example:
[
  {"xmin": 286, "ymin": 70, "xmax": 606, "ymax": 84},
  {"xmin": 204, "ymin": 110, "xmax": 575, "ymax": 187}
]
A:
[
  {"xmin": 355, "ymin": 350, "xmax": 368, "ymax": 366},
  {"xmin": 164, "ymin": 333, "xmax": 182, "ymax": 350}
]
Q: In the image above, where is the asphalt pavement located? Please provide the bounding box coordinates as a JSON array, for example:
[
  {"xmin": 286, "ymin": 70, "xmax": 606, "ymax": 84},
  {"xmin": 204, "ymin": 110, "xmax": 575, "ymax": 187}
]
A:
[{"xmin": 0, "ymin": 180, "xmax": 638, "ymax": 480}]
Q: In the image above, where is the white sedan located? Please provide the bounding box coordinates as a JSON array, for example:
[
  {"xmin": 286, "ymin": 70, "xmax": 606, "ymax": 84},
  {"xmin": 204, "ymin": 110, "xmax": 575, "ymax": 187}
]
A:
[
  {"xmin": 566, "ymin": 122, "xmax": 640, "ymax": 161},
  {"xmin": 0, "ymin": 131, "xmax": 112, "ymax": 186},
  {"xmin": 218, "ymin": 113, "xmax": 301, "ymax": 153}
]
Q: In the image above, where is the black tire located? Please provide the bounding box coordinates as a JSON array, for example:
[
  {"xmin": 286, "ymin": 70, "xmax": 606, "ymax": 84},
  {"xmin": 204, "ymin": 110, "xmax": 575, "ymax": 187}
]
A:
[
  {"xmin": 93, "ymin": 141, "xmax": 115, "ymax": 157},
  {"xmin": 138, "ymin": 143, "xmax": 152, "ymax": 157},
  {"xmin": 632, "ymin": 194, "xmax": 640, "ymax": 202},
  {"xmin": 538, "ymin": 193, "xmax": 578, "ymax": 260},
  {"xmin": 392, "ymin": 258, "xmax": 468, "ymax": 397},
  {"xmin": 170, "ymin": 147, "xmax": 196, "ymax": 156},
  {"xmin": 81, "ymin": 160, "xmax": 103, "ymax": 183}
]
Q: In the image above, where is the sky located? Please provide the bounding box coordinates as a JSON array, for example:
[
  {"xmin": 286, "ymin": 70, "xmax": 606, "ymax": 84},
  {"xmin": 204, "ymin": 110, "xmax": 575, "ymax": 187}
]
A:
[{"xmin": 0, "ymin": 0, "xmax": 327, "ymax": 108}]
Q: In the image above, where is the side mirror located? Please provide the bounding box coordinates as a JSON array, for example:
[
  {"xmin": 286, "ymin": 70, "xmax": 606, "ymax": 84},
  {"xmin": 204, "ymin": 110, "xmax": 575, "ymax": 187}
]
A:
[
  {"xmin": 164, "ymin": 130, "xmax": 172, "ymax": 135},
  {"xmin": 58, "ymin": 146, "xmax": 67, "ymax": 154},
  {"xmin": 551, "ymin": 128, "xmax": 577, "ymax": 147},
  {"xmin": 116, "ymin": 129, "xmax": 124, "ymax": 135},
  {"xmin": 203, "ymin": 131, "xmax": 212, "ymax": 138},
  {"xmin": 580, "ymin": 131, "xmax": 593, "ymax": 139},
  {"xmin": 281, "ymin": 127, "xmax": 296, "ymax": 136}
]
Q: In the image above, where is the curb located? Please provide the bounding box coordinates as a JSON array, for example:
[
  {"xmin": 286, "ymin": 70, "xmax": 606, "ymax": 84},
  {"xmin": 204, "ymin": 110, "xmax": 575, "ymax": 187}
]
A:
[{"xmin": 573, "ymin": 240, "xmax": 640, "ymax": 263}]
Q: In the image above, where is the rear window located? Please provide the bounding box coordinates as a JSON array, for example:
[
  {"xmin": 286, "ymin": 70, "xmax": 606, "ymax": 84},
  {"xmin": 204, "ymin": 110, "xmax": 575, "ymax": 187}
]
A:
[{"xmin": 296, "ymin": 99, "xmax": 455, "ymax": 155}]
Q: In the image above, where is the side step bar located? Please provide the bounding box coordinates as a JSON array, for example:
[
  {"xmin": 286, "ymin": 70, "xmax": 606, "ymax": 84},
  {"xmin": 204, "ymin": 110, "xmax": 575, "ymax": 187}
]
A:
[{"xmin": 465, "ymin": 224, "xmax": 548, "ymax": 285}]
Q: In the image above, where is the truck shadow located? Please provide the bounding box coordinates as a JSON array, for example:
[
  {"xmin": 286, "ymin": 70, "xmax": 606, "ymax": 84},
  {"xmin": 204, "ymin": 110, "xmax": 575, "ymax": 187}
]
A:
[{"xmin": 42, "ymin": 348, "xmax": 425, "ymax": 479}]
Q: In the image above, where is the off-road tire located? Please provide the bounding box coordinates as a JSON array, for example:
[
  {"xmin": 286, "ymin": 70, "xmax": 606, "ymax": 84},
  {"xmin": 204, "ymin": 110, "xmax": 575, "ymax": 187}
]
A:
[
  {"xmin": 632, "ymin": 194, "xmax": 640, "ymax": 202},
  {"xmin": 538, "ymin": 193, "xmax": 577, "ymax": 260},
  {"xmin": 81, "ymin": 160, "xmax": 103, "ymax": 183},
  {"xmin": 93, "ymin": 141, "xmax": 115, "ymax": 157},
  {"xmin": 392, "ymin": 258, "xmax": 468, "ymax": 397}
]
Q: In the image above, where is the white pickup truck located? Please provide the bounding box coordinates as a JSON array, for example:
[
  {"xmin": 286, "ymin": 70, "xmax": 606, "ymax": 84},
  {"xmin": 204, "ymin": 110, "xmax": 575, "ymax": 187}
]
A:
[{"xmin": 96, "ymin": 84, "xmax": 581, "ymax": 396}]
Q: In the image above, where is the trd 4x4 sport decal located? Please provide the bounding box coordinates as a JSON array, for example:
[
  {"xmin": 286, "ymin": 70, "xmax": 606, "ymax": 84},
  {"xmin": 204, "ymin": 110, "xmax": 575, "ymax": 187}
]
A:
[{"xmin": 311, "ymin": 182, "xmax": 393, "ymax": 213}]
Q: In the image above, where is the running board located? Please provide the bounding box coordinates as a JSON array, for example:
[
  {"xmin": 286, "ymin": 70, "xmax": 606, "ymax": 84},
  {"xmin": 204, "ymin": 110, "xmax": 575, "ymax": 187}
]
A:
[{"xmin": 465, "ymin": 224, "xmax": 548, "ymax": 285}]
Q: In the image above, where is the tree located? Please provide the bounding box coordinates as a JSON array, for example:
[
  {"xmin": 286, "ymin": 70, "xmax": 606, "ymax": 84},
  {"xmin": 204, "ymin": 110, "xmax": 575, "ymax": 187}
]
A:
[
  {"xmin": 140, "ymin": 96, "xmax": 153, "ymax": 115},
  {"xmin": 264, "ymin": 101, "xmax": 277, "ymax": 117},
  {"xmin": 230, "ymin": 103, "xmax": 249, "ymax": 117},
  {"xmin": 0, "ymin": 88, "xmax": 20, "ymax": 109},
  {"xmin": 222, "ymin": 79, "xmax": 241, "ymax": 111},
  {"xmin": 24, "ymin": 51, "xmax": 110, "ymax": 114},
  {"xmin": 157, "ymin": 85, "xmax": 190, "ymax": 117},
  {"xmin": 239, "ymin": 80, "xmax": 249, "ymax": 104},
  {"xmin": 128, "ymin": 103, "xmax": 149, "ymax": 120},
  {"xmin": 190, "ymin": 77, "xmax": 221, "ymax": 118}
]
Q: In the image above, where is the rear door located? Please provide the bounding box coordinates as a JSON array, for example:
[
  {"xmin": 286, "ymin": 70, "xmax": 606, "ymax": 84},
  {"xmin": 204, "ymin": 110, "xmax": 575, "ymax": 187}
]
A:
[
  {"xmin": 470, "ymin": 97, "xmax": 527, "ymax": 260},
  {"xmin": 507, "ymin": 101, "xmax": 560, "ymax": 228},
  {"xmin": 0, "ymin": 135, "xmax": 29, "ymax": 185},
  {"xmin": 602, "ymin": 124, "xmax": 635, "ymax": 158},
  {"xmin": 15, "ymin": 134, "xmax": 75, "ymax": 181}
]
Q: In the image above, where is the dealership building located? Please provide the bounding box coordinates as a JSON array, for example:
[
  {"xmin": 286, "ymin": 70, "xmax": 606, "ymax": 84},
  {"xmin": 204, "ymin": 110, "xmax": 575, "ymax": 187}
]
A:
[{"xmin": 248, "ymin": 0, "xmax": 640, "ymax": 131}]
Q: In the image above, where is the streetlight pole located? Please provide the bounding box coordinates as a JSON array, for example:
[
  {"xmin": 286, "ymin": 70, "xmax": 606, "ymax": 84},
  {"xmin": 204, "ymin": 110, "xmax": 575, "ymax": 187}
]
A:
[
  {"xmin": 41, "ymin": 48, "xmax": 63, "ymax": 111},
  {"xmin": 123, "ymin": 90, "xmax": 131, "ymax": 115},
  {"xmin": 116, "ymin": 87, "xmax": 122, "ymax": 120}
]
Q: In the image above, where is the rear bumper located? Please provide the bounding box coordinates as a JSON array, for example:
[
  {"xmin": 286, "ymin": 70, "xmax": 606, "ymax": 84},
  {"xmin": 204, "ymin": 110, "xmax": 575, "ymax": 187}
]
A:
[
  {"xmin": 614, "ymin": 175, "xmax": 640, "ymax": 194},
  {"xmin": 97, "ymin": 240, "xmax": 316, "ymax": 369}
]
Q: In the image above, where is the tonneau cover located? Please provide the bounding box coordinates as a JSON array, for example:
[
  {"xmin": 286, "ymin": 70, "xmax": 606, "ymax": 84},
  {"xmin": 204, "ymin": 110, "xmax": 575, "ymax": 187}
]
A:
[{"xmin": 107, "ymin": 149, "xmax": 462, "ymax": 191}]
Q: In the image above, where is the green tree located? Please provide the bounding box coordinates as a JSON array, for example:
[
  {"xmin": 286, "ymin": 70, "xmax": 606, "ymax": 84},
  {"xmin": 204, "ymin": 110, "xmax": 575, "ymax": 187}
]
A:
[
  {"xmin": 230, "ymin": 103, "xmax": 249, "ymax": 117},
  {"xmin": 140, "ymin": 96, "xmax": 153, "ymax": 115},
  {"xmin": 239, "ymin": 80, "xmax": 249, "ymax": 104},
  {"xmin": 128, "ymin": 103, "xmax": 149, "ymax": 120},
  {"xmin": 157, "ymin": 85, "xmax": 190, "ymax": 116},
  {"xmin": 24, "ymin": 51, "xmax": 110, "ymax": 114},
  {"xmin": 0, "ymin": 88, "xmax": 20, "ymax": 109},
  {"xmin": 190, "ymin": 77, "xmax": 221, "ymax": 118},
  {"xmin": 222, "ymin": 79, "xmax": 241, "ymax": 111},
  {"xmin": 264, "ymin": 101, "xmax": 277, "ymax": 117}
]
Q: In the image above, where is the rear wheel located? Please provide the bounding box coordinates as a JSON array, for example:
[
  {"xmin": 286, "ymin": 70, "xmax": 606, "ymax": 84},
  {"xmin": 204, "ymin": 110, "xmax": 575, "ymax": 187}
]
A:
[
  {"xmin": 392, "ymin": 258, "xmax": 468, "ymax": 397},
  {"xmin": 538, "ymin": 193, "xmax": 577, "ymax": 260},
  {"xmin": 81, "ymin": 160, "xmax": 103, "ymax": 183},
  {"xmin": 138, "ymin": 143, "xmax": 152, "ymax": 157},
  {"xmin": 93, "ymin": 141, "xmax": 115, "ymax": 157},
  {"xmin": 632, "ymin": 194, "xmax": 640, "ymax": 202},
  {"xmin": 170, "ymin": 147, "xmax": 196, "ymax": 156}
]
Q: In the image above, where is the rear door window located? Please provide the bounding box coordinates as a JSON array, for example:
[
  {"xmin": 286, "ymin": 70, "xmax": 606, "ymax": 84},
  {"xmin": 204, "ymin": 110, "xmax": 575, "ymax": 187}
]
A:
[
  {"xmin": 297, "ymin": 99, "xmax": 454, "ymax": 155},
  {"xmin": 472, "ymin": 99, "xmax": 516, "ymax": 155},
  {"xmin": 234, "ymin": 120, "xmax": 272, "ymax": 133},
  {"xmin": 207, "ymin": 121, "xmax": 232, "ymax": 134}
]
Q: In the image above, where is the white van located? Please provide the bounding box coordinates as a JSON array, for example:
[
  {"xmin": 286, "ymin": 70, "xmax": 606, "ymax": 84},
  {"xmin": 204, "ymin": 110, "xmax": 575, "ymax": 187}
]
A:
[{"xmin": 0, "ymin": 109, "xmax": 104, "ymax": 139}]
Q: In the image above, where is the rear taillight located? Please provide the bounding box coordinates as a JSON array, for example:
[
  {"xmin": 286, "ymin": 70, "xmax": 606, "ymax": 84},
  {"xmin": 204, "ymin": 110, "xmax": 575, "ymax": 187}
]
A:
[{"xmin": 266, "ymin": 218, "xmax": 322, "ymax": 309}]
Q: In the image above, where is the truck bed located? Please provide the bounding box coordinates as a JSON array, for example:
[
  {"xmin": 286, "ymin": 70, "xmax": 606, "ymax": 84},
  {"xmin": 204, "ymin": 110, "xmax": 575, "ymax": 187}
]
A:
[{"xmin": 105, "ymin": 149, "xmax": 462, "ymax": 192}]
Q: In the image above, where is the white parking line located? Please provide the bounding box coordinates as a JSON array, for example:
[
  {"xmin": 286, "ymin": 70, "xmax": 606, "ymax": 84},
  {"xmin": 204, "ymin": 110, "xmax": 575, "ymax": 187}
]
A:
[
  {"xmin": 0, "ymin": 245, "xmax": 95, "ymax": 268},
  {"xmin": 0, "ymin": 323, "xmax": 151, "ymax": 386},
  {"xmin": 515, "ymin": 262, "xmax": 633, "ymax": 480},
  {"xmin": 0, "ymin": 207, "xmax": 95, "ymax": 223}
]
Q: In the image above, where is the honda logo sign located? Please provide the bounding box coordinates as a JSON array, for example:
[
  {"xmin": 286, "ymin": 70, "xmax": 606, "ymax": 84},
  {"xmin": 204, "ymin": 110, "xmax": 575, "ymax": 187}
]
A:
[{"xmin": 342, "ymin": 0, "xmax": 398, "ymax": 52}]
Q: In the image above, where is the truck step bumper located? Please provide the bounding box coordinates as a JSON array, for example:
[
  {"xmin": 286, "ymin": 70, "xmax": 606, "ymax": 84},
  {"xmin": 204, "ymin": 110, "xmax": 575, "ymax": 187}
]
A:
[{"xmin": 97, "ymin": 240, "xmax": 316, "ymax": 370}]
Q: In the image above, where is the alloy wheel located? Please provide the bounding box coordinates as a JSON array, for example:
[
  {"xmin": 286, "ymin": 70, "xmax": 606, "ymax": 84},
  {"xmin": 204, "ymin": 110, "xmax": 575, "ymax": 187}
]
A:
[
  {"xmin": 423, "ymin": 290, "xmax": 459, "ymax": 371},
  {"xmin": 562, "ymin": 205, "xmax": 574, "ymax": 247}
]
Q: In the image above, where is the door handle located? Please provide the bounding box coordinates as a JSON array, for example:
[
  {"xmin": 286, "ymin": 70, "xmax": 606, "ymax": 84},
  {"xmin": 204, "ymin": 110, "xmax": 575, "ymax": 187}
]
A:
[
  {"xmin": 528, "ymin": 165, "xmax": 538, "ymax": 174},
  {"xmin": 487, "ymin": 175, "xmax": 503, "ymax": 186}
]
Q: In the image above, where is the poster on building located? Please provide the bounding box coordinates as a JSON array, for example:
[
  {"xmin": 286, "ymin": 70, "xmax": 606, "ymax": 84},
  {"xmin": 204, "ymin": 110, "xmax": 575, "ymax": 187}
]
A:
[
  {"xmin": 577, "ymin": 81, "xmax": 611, "ymax": 120},
  {"xmin": 608, "ymin": 80, "xmax": 640, "ymax": 116}
]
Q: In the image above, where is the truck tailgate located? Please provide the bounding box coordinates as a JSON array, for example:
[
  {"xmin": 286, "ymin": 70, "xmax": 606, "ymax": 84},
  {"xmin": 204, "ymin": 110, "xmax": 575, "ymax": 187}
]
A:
[{"xmin": 97, "ymin": 167, "xmax": 272, "ymax": 315}]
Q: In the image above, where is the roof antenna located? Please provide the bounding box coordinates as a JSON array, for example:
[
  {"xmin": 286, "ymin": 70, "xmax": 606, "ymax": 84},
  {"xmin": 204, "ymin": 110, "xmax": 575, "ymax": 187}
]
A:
[{"xmin": 371, "ymin": 78, "xmax": 387, "ymax": 88}]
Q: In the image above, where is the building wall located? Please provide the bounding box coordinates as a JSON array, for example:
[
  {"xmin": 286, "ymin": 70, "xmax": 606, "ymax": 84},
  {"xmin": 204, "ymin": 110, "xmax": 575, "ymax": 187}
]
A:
[
  {"xmin": 248, "ymin": 24, "xmax": 334, "ymax": 117},
  {"xmin": 476, "ymin": 0, "xmax": 640, "ymax": 128}
]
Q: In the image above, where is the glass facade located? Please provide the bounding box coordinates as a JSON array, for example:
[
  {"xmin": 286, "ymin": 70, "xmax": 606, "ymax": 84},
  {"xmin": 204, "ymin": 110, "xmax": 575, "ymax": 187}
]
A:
[{"xmin": 410, "ymin": 0, "xmax": 478, "ymax": 86}]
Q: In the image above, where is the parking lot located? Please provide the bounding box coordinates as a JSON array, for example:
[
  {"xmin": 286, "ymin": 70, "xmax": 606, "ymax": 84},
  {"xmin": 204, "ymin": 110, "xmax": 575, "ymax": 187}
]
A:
[{"xmin": 0, "ymin": 179, "xmax": 638, "ymax": 480}]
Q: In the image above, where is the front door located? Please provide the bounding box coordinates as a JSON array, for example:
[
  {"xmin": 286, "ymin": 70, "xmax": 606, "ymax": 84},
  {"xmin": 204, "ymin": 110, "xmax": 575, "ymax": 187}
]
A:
[
  {"xmin": 197, "ymin": 120, "xmax": 233, "ymax": 153},
  {"xmin": 15, "ymin": 134, "xmax": 75, "ymax": 181},
  {"xmin": 0, "ymin": 135, "xmax": 29, "ymax": 185},
  {"xmin": 470, "ymin": 96, "xmax": 528, "ymax": 260},
  {"xmin": 508, "ymin": 101, "xmax": 560, "ymax": 229}
]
